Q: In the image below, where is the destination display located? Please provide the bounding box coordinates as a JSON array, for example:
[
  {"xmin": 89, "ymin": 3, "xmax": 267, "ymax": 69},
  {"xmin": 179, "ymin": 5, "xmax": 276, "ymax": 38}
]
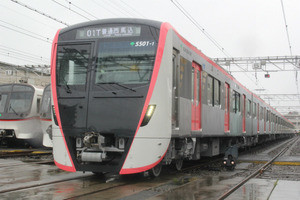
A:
[{"xmin": 76, "ymin": 26, "xmax": 141, "ymax": 39}]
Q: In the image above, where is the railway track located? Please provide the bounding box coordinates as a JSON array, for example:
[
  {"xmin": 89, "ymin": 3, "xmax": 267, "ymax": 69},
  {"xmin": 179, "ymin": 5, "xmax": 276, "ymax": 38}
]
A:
[{"xmin": 217, "ymin": 136, "xmax": 299, "ymax": 200}]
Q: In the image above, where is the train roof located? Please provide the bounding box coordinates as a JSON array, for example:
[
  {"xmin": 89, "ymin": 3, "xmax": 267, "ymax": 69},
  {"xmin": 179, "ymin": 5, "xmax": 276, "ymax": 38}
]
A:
[{"xmin": 60, "ymin": 18, "xmax": 162, "ymax": 35}]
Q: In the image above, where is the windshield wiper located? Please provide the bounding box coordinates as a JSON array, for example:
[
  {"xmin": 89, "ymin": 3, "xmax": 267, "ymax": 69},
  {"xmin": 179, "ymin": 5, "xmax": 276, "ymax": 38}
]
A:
[
  {"xmin": 9, "ymin": 104, "xmax": 20, "ymax": 116},
  {"xmin": 98, "ymin": 82, "xmax": 136, "ymax": 92}
]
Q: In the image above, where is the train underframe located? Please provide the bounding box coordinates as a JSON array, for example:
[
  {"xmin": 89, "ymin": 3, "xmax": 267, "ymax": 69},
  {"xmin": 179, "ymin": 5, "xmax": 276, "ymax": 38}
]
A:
[{"xmin": 73, "ymin": 131, "xmax": 293, "ymax": 176}]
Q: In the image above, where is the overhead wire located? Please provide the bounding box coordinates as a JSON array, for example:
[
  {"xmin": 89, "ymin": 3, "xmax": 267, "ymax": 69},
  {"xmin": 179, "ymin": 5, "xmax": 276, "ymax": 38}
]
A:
[
  {"xmin": 91, "ymin": 0, "xmax": 119, "ymax": 17},
  {"xmin": 0, "ymin": 44, "xmax": 50, "ymax": 62},
  {"xmin": 0, "ymin": 19, "xmax": 52, "ymax": 43},
  {"xmin": 10, "ymin": 0, "xmax": 69, "ymax": 26},
  {"xmin": 171, "ymin": 0, "xmax": 231, "ymax": 57},
  {"xmin": 101, "ymin": 0, "xmax": 133, "ymax": 17},
  {"xmin": 280, "ymin": 0, "xmax": 293, "ymax": 56},
  {"xmin": 65, "ymin": 0, "xmax": 98, "ymax": 20},
  {"xmin": 280, "ymin": 0, "xmax": 300, "ymax": 103},
  {"xmin": 170, "ymin": 0, "xmax": 265, "ymax": 90},
  {"xmin": 51, "ymin": 0, "xmax": 91, "ymax": 21},
  {"xmin": 0, "ymin": 52, "xmax": 47, "ymax": 65},
  {"xmin": 0, "ymin": 3, "xmax": 57, "ymax": 30},
  {"xmin": 119, "ymin": 0, "xmax": 147, "ymax": 18},
  {"xmin": 0, "ymin": 47, "xmax": 50, "ymax": 64},
  {"xmin": 0, "ymin": 23, "xmax": 51, "ymax": 44}
]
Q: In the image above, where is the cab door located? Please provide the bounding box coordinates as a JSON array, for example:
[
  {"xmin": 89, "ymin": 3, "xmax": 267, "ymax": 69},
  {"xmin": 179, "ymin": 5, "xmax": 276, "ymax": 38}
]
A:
[{"xmin": 191, "ymin": 62, "xmax": 201, "ymax": 131}]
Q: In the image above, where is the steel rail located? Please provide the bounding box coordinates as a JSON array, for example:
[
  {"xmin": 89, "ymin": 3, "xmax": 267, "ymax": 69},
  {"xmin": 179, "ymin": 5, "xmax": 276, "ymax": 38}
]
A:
[{"xmin": 217, "ymin": 136, "xmax": 299, "ymax": 200}]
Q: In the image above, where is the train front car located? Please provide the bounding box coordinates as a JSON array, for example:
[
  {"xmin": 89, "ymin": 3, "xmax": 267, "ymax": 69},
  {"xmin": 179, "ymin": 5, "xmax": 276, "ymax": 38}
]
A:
[
  {"xmin": 0, "ymin": 84, "xmax": 43, "ymax": 146},
  {"xmin": 51, "ymin": 19, "xmax": 172, "ymax": 175},
  {"xmin": 40, "ymin": 84, "xmax": 53, "ymax": 147}
]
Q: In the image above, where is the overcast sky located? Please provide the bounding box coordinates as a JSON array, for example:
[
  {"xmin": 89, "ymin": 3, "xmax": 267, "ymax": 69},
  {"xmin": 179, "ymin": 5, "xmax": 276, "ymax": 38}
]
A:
[{"xmin": 0, "ymin": 0, "xmax": 300, "ymax": 109}]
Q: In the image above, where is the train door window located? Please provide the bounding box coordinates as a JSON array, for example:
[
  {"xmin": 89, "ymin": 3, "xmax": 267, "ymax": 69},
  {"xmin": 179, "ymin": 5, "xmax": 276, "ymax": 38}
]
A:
[
  {"xmin": 197, "ymin": 71, "xmax": 200, "ymax": 105},
  {"xmin": 172, "ymin": 49, "xmax": 180, "ymax": 129},
  {"xmin": 224, "ymin": 83, "xmax": 230, "ymax": 132},
  {"xmin": 191, "ymin": 67, "xmax": 194, "ymax": 102},
  {"xmin": 214, "ymin": 79, "xmax": 220, "ymax": 107},
  {"xmin": 259, "ymin": 106, "xmax": 261, "ymax": 120},
  {"xmin": 233, "ymin": 90, "xmax": 240, "ymax": 113},
  {"xmin": 263, "ymin": 107, "xmax": 266, "ymax": 132},
  {"xmin": 0, "ymin": 94, "xmax": 8, "ymax": 113},
  {"xmin": 257, "ymin": 104, "xmax": 260, "ymax": 131},
  {"xmin": 207, "ymin": 76, "xmax": 213, "ymax": 106},
  {"xmin": 242, "ymin": 95, "xmax": 246, "ymax": 132},
  {"xmin": 253, "ymin": 102, "xmax": 256, "ymax": 118},
  {"xmin": 247, "ymin": 99, "xmax": 251, "ymax": 116}
]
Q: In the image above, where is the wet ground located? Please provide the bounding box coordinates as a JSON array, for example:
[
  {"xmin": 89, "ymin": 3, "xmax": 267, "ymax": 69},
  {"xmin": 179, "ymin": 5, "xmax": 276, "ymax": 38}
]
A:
[{"xmin": 0, "ymin": 137, "xmax": 299, "ymax": 199}]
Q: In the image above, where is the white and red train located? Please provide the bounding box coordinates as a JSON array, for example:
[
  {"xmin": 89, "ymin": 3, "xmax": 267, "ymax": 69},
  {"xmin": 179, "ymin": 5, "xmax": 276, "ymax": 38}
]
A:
[
  {"xmin": 0, "ymin": 83, "xmax": 43, "ymax": 146},
  {"xmin": 50, "ymin": 19, "xmax": 295, "ymax": 176},
  {"xmin": 40, "ymin": 84, "xmax": 53, "ymax": 147}
]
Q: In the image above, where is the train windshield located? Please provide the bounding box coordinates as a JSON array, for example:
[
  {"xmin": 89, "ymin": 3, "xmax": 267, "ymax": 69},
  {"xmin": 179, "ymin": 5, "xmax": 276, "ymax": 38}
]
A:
[
  {"xmin": 0, "ymin": 85, "xmax": 34, "ymax": 115},
  {"xmin": 56, "ymin": 44, "xmax": 90, "ymax": 86},
  {"xmin": 95, "ymin": 40, "xmax": 157, "ymax": 85},
  {"xmin": 8, "ymin": 92, "xmax": 33, "ymax": 114},
  {"xmin": 40, "ymin": 88, "xmax": 51, "ymax": 114},
  {"xmin": 0, "ymin": 94, "xmax": 8, "ymax": 113}
]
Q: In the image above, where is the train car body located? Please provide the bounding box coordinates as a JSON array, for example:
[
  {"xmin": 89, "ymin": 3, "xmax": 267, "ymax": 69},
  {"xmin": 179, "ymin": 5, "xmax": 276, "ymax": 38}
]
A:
[
  {"xmin": 40, "ymin": 84, "xmax": 53, "ymax": 147},
  {"xmin": 51, "ymin": 19, "xmax": 294, "ymax": 175},
  {"xmin": 0, "ymin": 83, "xmax": 43, "ymax": 146}
]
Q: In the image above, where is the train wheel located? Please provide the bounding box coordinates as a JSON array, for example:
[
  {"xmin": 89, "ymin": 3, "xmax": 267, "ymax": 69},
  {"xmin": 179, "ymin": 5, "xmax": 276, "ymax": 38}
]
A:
[
  {"xmin": 174, "ymin": 159, "xmax": 183, "ymax": 171},
  {"xmin": 149, "ymin": 164, "xmax": 162, "ymax": 177}
]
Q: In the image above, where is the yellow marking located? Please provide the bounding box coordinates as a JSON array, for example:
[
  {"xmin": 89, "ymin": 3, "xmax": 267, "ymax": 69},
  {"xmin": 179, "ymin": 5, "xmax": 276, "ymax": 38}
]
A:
[
  {"xmin": 0, "ymin": 150, "xmax": 29, "ymax": 153},
  {"xmin": 32, "ymin": 151, "xmax": 50, "ymax": 154},
  {"xmin": 241, "ymin": 160, "xmax": 300, "ymax": 166}
]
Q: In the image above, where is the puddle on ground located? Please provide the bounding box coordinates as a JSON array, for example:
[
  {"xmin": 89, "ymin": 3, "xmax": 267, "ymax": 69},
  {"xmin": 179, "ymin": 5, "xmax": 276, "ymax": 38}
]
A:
[{"xmin": 150, "ymin": 176, "xmax": 275, "ymax": 200}]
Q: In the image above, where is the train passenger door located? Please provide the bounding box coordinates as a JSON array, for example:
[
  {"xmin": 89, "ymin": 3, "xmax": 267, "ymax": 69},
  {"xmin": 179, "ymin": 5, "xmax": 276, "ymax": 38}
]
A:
[
  {"xmin": 191, "ymin": 62, "xmax": 201, "ymax": 131},
  {"xmin": 242, "ymin": 94, "xmax": 246, "ymax": 133},
  {"xmin": 257, "ymin": 104, "xmax": 259, "ymax": 133},
  {"xmin": 172, "ymin": 49, "xmax": 180, "ymax": 129},
  {"xmin": 224, "ymin": 83, "xmax": 230, "ymax": 132}
]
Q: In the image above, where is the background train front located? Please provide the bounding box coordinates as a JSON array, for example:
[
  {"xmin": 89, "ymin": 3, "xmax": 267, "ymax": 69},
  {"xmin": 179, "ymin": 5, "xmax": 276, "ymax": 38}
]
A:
[
  {"xmin": 0, "ymin": 83, "xmax": 43, "ymax": 147},
  {"xmin": 40, "ymin": 84, "xmax": 52, "ymax": 147}
]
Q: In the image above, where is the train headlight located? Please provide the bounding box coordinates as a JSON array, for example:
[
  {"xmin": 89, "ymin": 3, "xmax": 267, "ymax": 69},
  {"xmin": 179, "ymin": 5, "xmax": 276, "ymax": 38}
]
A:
[
  {"xmin": 231, "ymin": 160, "xmax": 235, "ymax": 165},
  {"xmin": 223, "ymin": 160, "xmax": 227, "ymax": 165},
  {"xmin": 141, "ymin": 104, "xmax": 156, "ymax": 126}
]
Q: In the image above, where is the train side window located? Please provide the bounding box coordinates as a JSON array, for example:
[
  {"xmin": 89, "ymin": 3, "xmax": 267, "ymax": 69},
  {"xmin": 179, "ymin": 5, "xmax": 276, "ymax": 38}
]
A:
[
  {"xmin": 207, "ymin": 76, "xmax": 213, "ymax": 106},
  {"xmin": 214, "ymin": 79, "xmax": 220, "ymax": 106}
]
